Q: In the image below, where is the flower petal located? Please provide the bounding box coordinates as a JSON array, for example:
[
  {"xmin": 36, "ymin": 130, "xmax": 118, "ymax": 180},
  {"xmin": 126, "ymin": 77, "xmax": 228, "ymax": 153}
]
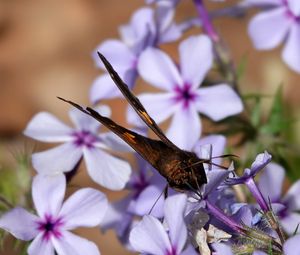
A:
[
  {"xmin": 138, "ymin": 48, "xmax": 182, "ymax": 91},
  {"xmin": 164, "ymin": 194, "xmax": 187, "ymax": 253},
  {"xmin": 83, "ymin": 147, "xmax": 131, "ymax": 190},
  {"xmin": 212, "ymin": 243, "xmax": 233, "ymax": 255},
  {"xmin": 127, "ymin": 92, "xmax": 176, "ymax": 126},
  {"xmin": 28, "ymin": 233, "xmax": 55, "ymax": 255},
  {"xmin": 280, "ymin": 212, "xmax": 300, "ymax": 235},
  {"xmin": 0, "ymin": 207, "xmax": 39, "ymax": 241},
  {"xmin": 129, "ymin": 215, "xmax": 171, "ymax": 255},
  {"xmin": 195, "ymin": 84, "xmax": 243, "ymax": 121},
  {"xmin": 32, "ymin": 174, "xmax": 66, "ymax": 218},
  {"xmin": 59, "ymin": 188, "xmax": 107, "ymax": 230},
  {"xmin": 93, "ymin": 39, "xmax": 135, "ymax": 71},
  {"xmin": 69, "ymin": 105, "xmax": 110, "ymax": 132},
  {"xmin": 99, "ymin": 132, "xmax": 133, "ymax": 152},
  {"xmin": 166, "ymin": 104, "xmax": 201, "ymax": 150},
  {"xmin": 179, "ymin": 35, "xmax": 213, "ymax": 88},
  {"xmin": 287, "ymin": 0, "xmax": 300, "ymax": 16},
  {"xmin": 248, "ymin": 7, "xmax": 291, "ymax": 50},
  {"xmin": 283, "ymin": 234, "xmax": 300, "ymax": 255},
  {"xmin": 284, "ymin": 180, "xmax": 300, "ymax": 211},
  {"xmin": 32, "ymin": 143, "xmax": 83, "ymax": 174},
  {"xmin": 204, "ymin": 169, "xmax": 230, "ymax": 197},
  {"xmin": 249, "ymin": 151, "xmax": 272, "ymax": 176},
  {"xmin": 52, "ymin": 231, "xmax": 100, "ymax": 255},
  {"xmin": 258, "ymin": 163, "xmax": 285, "ymax": 202},
  {"xmin": 24, "ymin": 112, "xmax": 72, "ymax": 142},
  {"xmin": 282, "ymin": 23, "xmax": 300, "ymax": 73},
  {"xmin": 244, "ymin": 0, "xmax": 282, "ymax": 6},
  {"xmin": 90, "ymin": 74, "xmax": 123, "ymax": 103}
]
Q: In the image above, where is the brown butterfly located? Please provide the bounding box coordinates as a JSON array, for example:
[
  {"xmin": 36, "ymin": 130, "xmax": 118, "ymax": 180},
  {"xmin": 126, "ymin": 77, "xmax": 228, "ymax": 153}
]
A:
[{"xmin": 59, "ymin": 52, "xmax": 210, "ymax": 194}]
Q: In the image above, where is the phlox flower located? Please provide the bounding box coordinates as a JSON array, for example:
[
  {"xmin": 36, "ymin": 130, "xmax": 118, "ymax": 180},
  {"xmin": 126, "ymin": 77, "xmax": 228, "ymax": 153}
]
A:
[
  {"xmin": 258, "ymin": 163, "xmax": 300, "ymax": 234},
  {"xmin": 247, "ymin": 0, "xmax": 300, "ymax": 73},
  {"xmin": 128, "ymin": 35, "xmax": 243, "ymax": 150},
  {"xmin": 24, "ymin": 106, "xmax": 131, "ymax": 190},
  {"xmin": 90, "ymin": 5, "xmax": 181, "ymax": 103},
  {"xmin": 129, "ymin": 194, "xmax": 197, "ymax": 255},
  {"xmin": 0, "ymin": 174, "xmax": 107, "ymax": 255}
]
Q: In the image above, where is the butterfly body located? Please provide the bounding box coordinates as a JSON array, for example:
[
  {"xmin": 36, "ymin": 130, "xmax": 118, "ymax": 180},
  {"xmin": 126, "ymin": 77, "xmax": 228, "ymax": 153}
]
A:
[{"xmin": 59, "ymin": 52, "xmax": 208, "ymax": 193}]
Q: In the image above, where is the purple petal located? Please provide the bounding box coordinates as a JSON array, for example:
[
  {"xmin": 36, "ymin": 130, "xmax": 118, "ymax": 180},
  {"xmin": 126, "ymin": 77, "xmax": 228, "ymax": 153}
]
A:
[
  {"xmin": 52, "ymin": 231, "xmax": 100, "ymax": 255},
  {"xmin": 212, "ymin": 243, "xmax": 233, "ymax": 255},
  {"xmin": 92, "ymin": 39, "xmax": 135, "ymax": 71},
  {"xmin": 69, "ymin": 106, "xmax": 110, "ymax": 132},
  {"xmin": 284, "ymin": 180, "xmax": 300, "ymax": 211},
  {"xmin": 166, "ymin": 105, "xmax": 201, "ymax": 150},
  {"xmin": 32, "ymin": 174, "xmax": 66, "ymax": 218},
  {"xmin": 287, "ymin": 0, "xmax": 300, "ymax": 16},
  {"xmin": 204, "ymin": 170, "xmax": 230, "ymax": 197},
  {"xmin": 32, "ymin": 143, "xmax": 83, "ymax": 174},
  {"xmin": 164, "ymin": 194, "xmax": 187, "ymax": 254},
  {"xmin": 195, "ymin": 84, "xmax": 243, "ymax": 121},
  {"xmin": 90, "ymin": 74, "xmax": 123, "ymax": 103},
  {"xmin": 24, "ymin": 112, "xmax": 72, "ymax": 143},
  {"xmin": 138, "ymin": 48, "xmax": 183, "ymax": 91},
  {"xmin": 244, "ymin": 0, "xmax": 282, "ymax": 5},
  {"xmin": 129, "ymin": 215, "xmax": 171, "ymax": 255},
  {"xmin": 127, "ymin": 92, "xmax": 176, "ymax": 126},
  {"xmin": 28, "ymin": 233, "xmax": 55, "ymax": 255},
  {"xmin": 282, "ymin": 23, "xmax": 300, "ymax": 73},
  {"xmin": 280, "ymin": 212, "xmax": 300, "ymax": 235},
  {"xmin": 258, "ymin": 163, "xmax": 285, "ymax": 202},
  {"xmin": 248, "ymin": 7, "xmax": 291, "ymax": 50},
  {"xmin": 83, "ymin": 147, "xmax": 131, "ymax": 190},
  {"xmin": 99, "ymin": 132, "xmax": 133, "ymax": 152},
  {"xmin": 249, "ymin": 151, "xmax": 272, "ymax": 176},
  {"xmin": 59, "ymin": 188, "xmax": 107, "ymax": 230},
  {"xmin": 128, "ymin": 185, "xmax": 164, "ymax": 218},
  {"xmin": 179, "ymin": 35, "xmax": 213, "ymax": 89},
  {"xmin": 283, "ymin": 234, "xmax": 300, "ymax": 255},
  {"xmin": 0, "ymin": 207, "xmax": 39, "ymax": 241}
]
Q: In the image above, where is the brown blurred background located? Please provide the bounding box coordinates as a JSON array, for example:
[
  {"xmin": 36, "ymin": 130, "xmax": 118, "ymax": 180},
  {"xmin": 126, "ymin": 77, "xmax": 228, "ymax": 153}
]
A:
[{"xmin": 0, "ymin": 0, "xmax": 299, "ymax": 254}]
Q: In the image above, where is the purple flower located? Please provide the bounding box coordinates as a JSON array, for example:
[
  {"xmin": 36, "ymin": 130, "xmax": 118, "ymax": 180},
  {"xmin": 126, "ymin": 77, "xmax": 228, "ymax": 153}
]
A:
[
  {"xmin": 258, "ymin": 162, "xmax": 300, "ymax": 234},
  {"xmin": 129, "ymin": 194, "xmax": 197, "ymax": 255},
  {"xmin": 90, "ymin": 6, "xmax": 181, "ymax": 103},
  {"xmin": 24, "ymin": 107, "xmax": 131, "ymax": 190},
  {"xmin": 283, "ymin": 234, "xmax": 300, "ymax": 254},
  {"xmin": 247, "ymin": 0, "xmax": 300, "ymax": 73},
  {"xmin": 128, "ymin": 35, "xmax": 243, "ymax": 150},
  {"xmin": 0, "ymin": 174, "xmax": 107, "ymax": 255}
]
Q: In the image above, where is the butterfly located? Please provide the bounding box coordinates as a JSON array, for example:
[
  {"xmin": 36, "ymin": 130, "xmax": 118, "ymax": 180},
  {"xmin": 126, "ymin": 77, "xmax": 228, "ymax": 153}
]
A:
[{"xmin": 59, "ymin": 52, "xmax": 210, "ymax": 194}]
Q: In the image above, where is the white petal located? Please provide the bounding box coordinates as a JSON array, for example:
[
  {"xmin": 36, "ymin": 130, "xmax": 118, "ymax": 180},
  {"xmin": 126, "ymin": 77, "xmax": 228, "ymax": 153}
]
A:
[
  {"xmin": 283, "ymin": 234, "xmax": 300, "ymax": 255},
  {"xmin": 127, "ymin": 92, "xmax": 176, "ymax": 126},
  {"xmin": 258, "ymin": 163, "xmax": 285, "ymax": 202},
  {"xmin": 93, "ymin": 39, "xmax": 135, "ymax": 71},
  {"xmin": 284, "ymin": 180, "xmax": 300, "ymax": 211},
  {"xmin": 28, "ymin": 233, "xmax": 55, "ymax": 255},
  {"xmin": 24, "ymin": 112, "xmax": 72, "ymax": 142},
  {"xmin": 138, "ymin": 48, "xmax": 183, "ymax": 91},
  {"xmin": 282, "ymin": 23, "xmax": 300, "ymax": 73},
  {"xmin": 244, "ymin": 0, "xmax": 282, "ymax": 5},
  {"xmin": 129, "ymin": 215, "xmax": 171, "ymax": 255},
  {"xmin": 52, "ymin": 231, "xmax": 100, "ymax": 255},
  {"xmin": 179, "ymin": 35, "xmax": 213, "ymax": 88},
  {"xmin": 195, "ymin": 84, "xmax": 243, "ymax": 121},
  {"xmin": 280, "ymin": 212, "xmax": 300, "ymax": 235},
  {"xmin": 90, "ymin": 74, "xmax": 123, "ymax": 103},
  {"xmin": 248, "ymin": 7, "xmax": 291, "ymax": 50},
  {"xmin": 32, "ymin": 143, "xmax": 83, "ymax": 174},
  {"xmin": 287, "ymin": 0, "xmax": 300, "ymax": 16},
  {"xmin": 164, "ymin": 194, "xmax": 187, "ymax": 253},
  {"xmin": 0, "ymin": 207, "xmax": 39, "ymax": 241},
  {"xmin": 59, "ymin": 188, "xmax": 107, "ymax": 230},
  {"xmin": 99, "ymin": 132, "xmax": 133, "ymax": 152},
  {"xmin": 83, "ymin": 148, "xmax": 131, "ymax": 190},
  {"xmin": 32, "ymin": 174, "xmax": 66, "ymax": 218},
  {"xmin": 166, "ymin": 104, "xmax": 201, "ymax": 150}
]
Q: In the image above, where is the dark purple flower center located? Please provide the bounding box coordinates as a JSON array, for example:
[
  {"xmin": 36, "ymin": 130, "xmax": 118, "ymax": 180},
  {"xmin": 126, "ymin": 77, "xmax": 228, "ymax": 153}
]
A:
[
  {"xmin": 173, "ymin": 83, "xmax": 196, "ymax": 108},
  {"xmin": 166, "ymin": 246, "xmax": 177, "ymax": 255},
  {"xmin": 131, "ymin": 171, "xmax": 149, "ymax": 198},
  {"xmin": 72, "ymin": 130, "xmax": 97, "ymax": 148},
  {"xmin": 282, "ymin": 0, "xmax": 300, "ymax": 22},
  {"xmin": 37, "ymin": 214, "xmax": 64, "ymax": 241}
]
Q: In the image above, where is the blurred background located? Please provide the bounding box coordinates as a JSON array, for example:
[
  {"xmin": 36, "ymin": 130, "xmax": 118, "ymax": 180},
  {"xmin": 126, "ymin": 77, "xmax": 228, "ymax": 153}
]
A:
[{"xmin": 0, "ymin": 0, "xmax": 299, "ymax": 254}]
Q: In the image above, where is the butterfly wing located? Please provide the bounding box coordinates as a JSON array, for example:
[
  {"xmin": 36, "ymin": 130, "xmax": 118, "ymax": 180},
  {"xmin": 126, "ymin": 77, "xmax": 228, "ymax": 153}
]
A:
[{"xmin": 98, "ymin": 52, "xmax": 178, "ymax": 150}]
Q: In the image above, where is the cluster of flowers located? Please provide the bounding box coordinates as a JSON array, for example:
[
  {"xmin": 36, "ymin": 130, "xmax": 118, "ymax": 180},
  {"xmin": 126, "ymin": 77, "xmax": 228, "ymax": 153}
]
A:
[{"xmin": 1, "ymin": 0, "xmax": 300, "ymax": 254}]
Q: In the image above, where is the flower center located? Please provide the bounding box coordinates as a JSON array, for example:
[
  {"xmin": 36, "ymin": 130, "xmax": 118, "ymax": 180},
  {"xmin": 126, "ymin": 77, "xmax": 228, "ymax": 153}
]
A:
[
  {"xmin": 282, "ymin": 0, "xmax": 300, "ymax": 21},
  {"xmin": 174, "ymin": 83, "xmax": 196, "ymax": 108},
  {"xmin": 37, "ymin": 214, "xmax": 64, "ymax": 241},
  {"xmin": 72, "ymin": 130, "xmax": 97, "ymax": 148}
]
